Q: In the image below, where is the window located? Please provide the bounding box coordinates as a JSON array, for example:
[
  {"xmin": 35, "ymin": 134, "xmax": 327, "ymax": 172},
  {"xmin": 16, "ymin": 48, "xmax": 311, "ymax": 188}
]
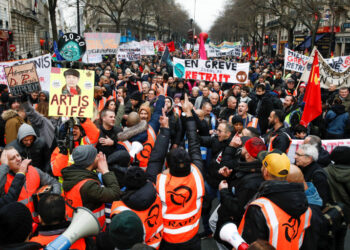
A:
[
  {"xmin": 6, "ymin": 21, "xmax": 8, "ymax": 29},
  {"xmin": 0, "ymin": 20, "xmax": 3, "ymax": 28}
]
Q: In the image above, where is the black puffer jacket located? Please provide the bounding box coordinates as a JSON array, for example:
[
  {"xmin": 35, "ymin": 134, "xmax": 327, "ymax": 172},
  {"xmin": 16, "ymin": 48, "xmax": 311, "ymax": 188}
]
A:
[
  {"xmin": 200, "ymin": 135, "xmax": 233, "ymax": 188},
  {"xmin": 239, "ymin": 181, "xmax": 314, "ymax": 249},
  {"xmin": 166, "ymin": 109, "xmax": 182, "ymax": 146},
  {"xmin": 96, "ymin": 124, "xmax": 123, "ymax": 157}
]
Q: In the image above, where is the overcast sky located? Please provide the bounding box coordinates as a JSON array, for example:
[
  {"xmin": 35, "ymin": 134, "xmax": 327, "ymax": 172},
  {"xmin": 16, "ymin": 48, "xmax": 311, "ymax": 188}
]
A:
[{"xmin": 175, "ymin": 0, "xmax": 227, "ymax": 32}]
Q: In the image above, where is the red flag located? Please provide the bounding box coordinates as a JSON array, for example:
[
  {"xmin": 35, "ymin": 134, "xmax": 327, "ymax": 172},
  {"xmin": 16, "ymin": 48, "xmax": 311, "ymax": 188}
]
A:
[
  {"xmin": 331, "ymin": 51, "xmax": 334, "ymax": 58},
  {"xmin": 300, "ymin": 50, "xmax": 322, "ymax": 126},
  {"xmin": 166, "ymin": 41, "xmax": 175, "ymax": 52},
  {"xmin": 254, "ymin": 50, "xmax": 258, "ymax": 60}
]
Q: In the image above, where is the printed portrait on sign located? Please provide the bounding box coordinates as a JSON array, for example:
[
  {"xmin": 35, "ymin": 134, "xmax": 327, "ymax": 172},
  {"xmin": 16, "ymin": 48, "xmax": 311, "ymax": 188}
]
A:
[{"xmin": 61, "ymin": 68, "xmax": 82, "ymax": 96}]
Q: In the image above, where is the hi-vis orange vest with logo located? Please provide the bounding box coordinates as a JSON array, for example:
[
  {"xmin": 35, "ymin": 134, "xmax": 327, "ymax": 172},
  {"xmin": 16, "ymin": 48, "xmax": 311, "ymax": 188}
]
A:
[
  {"xmin": 4, "ymin": 166, "xmax": 40, "ymax": 218},
  {"xmin": 64, "ymin": 179, "xmax": 106, "ymax": 230},
  {"xmin": 156, "ymin": 164, "xmax": 205, "ymax": 244},
  {"xmin": 268, "ymin": 132, "xmax": 292, "ymax": 153},
  {"xmin": 119, "ymin": 125, "xmax": 157, "ymax": 171},
  {"xmin": 30, "ymin": 233, "xmax": 86, "ymax": 250},
  {"xmin": 238, "ymin": 197, "xmax": 312, "ymax": 250},
  {"xmin": 110, "ymin": 195, "xmax": 163, "ymax": 249}
]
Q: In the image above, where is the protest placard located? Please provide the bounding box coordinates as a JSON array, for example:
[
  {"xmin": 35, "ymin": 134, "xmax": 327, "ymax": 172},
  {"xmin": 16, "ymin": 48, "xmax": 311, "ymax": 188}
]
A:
[
  {"xmin": 207, "ymin": 45, "xmax": 242, "ymax": 58},
  {"xmin": 173, "ymin": 58, "xmax": 249, "ymax": 83},
  {"xmin": 117, "ymin": 42, "xmax": 141, "ymax": 61},
  {"xmin": 0, "ymin": 54, "xmax": 51, "ymax": 91},
  {"xmin": 4, "ymin": 62, "xmax": 40, "ymax": 96},
  {"xmin": 82, "ymin": 53, "xmax": 103, "ymax": 64},
  {"xmin": 140, "ymin": 41, "xmax": 155, "ymax": 55},
  {"xmin": 284, "ymin": 48, "xmax": 310, "ymax": 73},
  {"xmin": 287, "ymin": 139, "xmax": 350, "ymax": 162},
  {"xmin": 85, "ymin": 33, "xmax": 121, "ymax": 55},
  {"xmin": 48, "ymin": 68, "xmax": 94, "ymax": 118}
]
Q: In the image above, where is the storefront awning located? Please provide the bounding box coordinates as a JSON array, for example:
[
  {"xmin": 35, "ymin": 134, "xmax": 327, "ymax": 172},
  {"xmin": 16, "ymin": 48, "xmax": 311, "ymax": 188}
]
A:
[{"xmin": 295, "ymin": 34, "xmax": 325, "ymax": 50}]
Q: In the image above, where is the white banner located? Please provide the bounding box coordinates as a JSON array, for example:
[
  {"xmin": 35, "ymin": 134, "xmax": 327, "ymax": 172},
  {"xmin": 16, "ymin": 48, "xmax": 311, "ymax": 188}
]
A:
[
  {"xmin": 284, "ymin": 48, "xmax": 309, "ymax": 73},
  {"xmin": 140, "ymin": 41, "xmax": 155, "ymax": 55},
  {"xmin": 300, "ymin": 49, "xmax": 350, "ymax": 89},
  {"xmin": 173, "ymin": 58, "xmax": 249, "ymax": 83},
  {"xmin": 82, "ymin": 53, "xmax": 103, "ymax": 64},
  {"xmin": 0, "ymin": 54, "xmax": 51, "ymax": 92},
  {"xmin": 287, "ymin": 139, "xmax": 350, "ymax": 163},
  {"xmin": 85, "ymin": 32, "xmax": 121, "ymax": 55},
  {"xmin": 117, "ymin": 42, "xmax": 141, "ymax": 61},
  {"xmin": 207, "ymin": 45, "xmax": 242, "ymax": 58}
]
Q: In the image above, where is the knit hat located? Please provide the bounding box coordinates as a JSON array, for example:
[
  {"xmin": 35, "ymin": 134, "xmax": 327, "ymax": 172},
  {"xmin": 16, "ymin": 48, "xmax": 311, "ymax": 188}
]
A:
[
  {"xmin": 130, "ymin": 91, "xmax": 142, "ymax": 102},
  {"xmin": 330, "ymin": 146, "xmax": 350, "ymax": 165},
  {"xmin": 0, "ymin": 202, "xmax": 32, "ymax": 244},
  {"xmin": 174, "ymin": 93, "xmax": 182, "ymax": 100},
  {"xmin": 244, "ymin": 137, "xmax": 266, "ymax": 158},
  {"xmin": 258, "ymin": 149, "xmax": 290, "ymax": 177},
  {"xmin": 64, "ymin": 68, "xmax": 80, "ymax": 78},
  {"xmin": 165, "ymin": 96, "xmax": 174, "ymax": 108},
  {"xmin": 109, "ymin": 210, "xmax": 144, "ymax": 249},
  {"xmin": 138, "ymin": 105, "xmax": 151, "ymax": 122},
  {"xmin": 124, "ymin": 166, "xmax": 148, "ymax": 190},
  {"xmin": 167, "ymin": 148, "xmax": 191, "ymax": 176},
  {"xmin": 72, "ymin": 145, "xmax": 97, "ymax": 168},
  {"xmin": 299, "ymin": 82, "xmax": 306, "ymax": 89}
]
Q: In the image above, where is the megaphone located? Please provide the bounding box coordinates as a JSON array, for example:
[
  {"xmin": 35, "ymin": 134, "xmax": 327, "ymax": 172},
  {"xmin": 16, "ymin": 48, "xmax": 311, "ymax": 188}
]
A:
[
  {"xmin": 46, "ymin": 207, "xmax": 100, "ymax": 250},
  {"xmin": 219, "ymin": 223, "xmax": 249, "ymax": 250}
]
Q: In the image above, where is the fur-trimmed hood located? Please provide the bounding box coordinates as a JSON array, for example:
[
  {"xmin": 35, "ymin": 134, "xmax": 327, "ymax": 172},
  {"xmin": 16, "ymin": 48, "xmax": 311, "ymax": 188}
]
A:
[
  {"xmin": 117, "ymin": 120, "xmax": 148, "ymax": 141},
  {"xmin": 1, "ymin": 109, "xmax": 18, "ymax": 121}
]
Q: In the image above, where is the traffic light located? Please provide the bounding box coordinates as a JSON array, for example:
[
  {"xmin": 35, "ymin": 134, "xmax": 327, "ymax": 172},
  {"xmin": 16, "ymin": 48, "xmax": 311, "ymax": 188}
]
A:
[
  {"xmin": 187, "ymin": 29, "xmax": 193, "ymax": 41},
  {"xmin": 264, "ymin": 35, "xmax": 269, "ymax": 44},
  {"xmin": 8, "ymin": 31, "xmax": 13, "ymax": 43}
]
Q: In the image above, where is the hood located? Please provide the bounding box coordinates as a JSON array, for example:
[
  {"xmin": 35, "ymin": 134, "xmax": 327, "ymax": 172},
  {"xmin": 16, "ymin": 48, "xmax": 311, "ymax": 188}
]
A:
[
  {"xmin": 40, "ymin": 91, "xmax": 49, "ymax": 101},
  {"xmin": 121, "ymin": 182, "xmax": 157, "ymax": 211},
  {"xmin": 61, "ymin": 166, "xmax": 99, "ymax": 192},
  {"xmin": 117, "ymin": 120, "xmax": 148, "ymax": 141},
  {"xmin": 257, "ymin": 180, "xmax": 308, "ymax": 218},
  {"xmin": 1, "ymin": 109, "xmax": 18, "ymax": 121},
  {"xmin": 331, "ymin": 104, "xmax": 346, "ymax": 115},
  {"xmin": 0, "ymin": 242, "xmax": 42, "ymax": 250},
  {"xmin": 235, "ymin": 160, "xmax": 262, "ymax": 179},
  {"xmin": 17, "ymin": 124, "xmax": 37, "ymax": 143},
  {"xmin": 317, "ymin": 147, "xmax": 331, "ymax": 167},
  {"xmin": 326, "ymin": 164, "xmax": 350, "ymax": 183}
]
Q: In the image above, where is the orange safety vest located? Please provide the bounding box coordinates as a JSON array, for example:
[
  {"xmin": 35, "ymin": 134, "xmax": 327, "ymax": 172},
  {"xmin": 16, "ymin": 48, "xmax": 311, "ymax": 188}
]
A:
[
  {"xmin": 118, "ymin": 125, "xmax": 157, "ymax": 170},
  {"xmin": 247, "ymin": 117, "xmax": 259, "ymax": 128},
  {"xmin": 30, "ymin": 233, "xmax": 86, "ymax": 249},
  {"xmin": 64, "ymin": 179, "xmax": 106, "ymax": 230},
  {"xmin": 110, "ymin": 195, "xmax": 163, "ymax": 249},
  {"xmin": 156, "ymin": 164, "xmax": 205, "ymax": 244},
  {"xmin": 152, "ymin": 83, "xmax": 168, "ymax": 97},
  {"xmin": 238, "ymin": 197, "xmax": 312, "ymax": 249},
  {"xmin": 4, "ymin": 166, "xmax": 40, "ymax": 218},
  {"xmin": 174, "ymin": 106, "xmax": 182, "ymax": 117},
  {"xmin": 268, "ymin": 131, "xmax": 292, "ymax": 153},
  {"xmin": 94, "ymin": 96, "xmax": 107, "ymax": 112}
]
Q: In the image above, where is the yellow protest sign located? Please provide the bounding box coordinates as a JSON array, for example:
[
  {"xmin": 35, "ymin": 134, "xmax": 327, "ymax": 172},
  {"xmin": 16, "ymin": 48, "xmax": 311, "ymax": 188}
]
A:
[{"xmin": 49, "ymin": 68, "xmax": 94, "ymax": 118}]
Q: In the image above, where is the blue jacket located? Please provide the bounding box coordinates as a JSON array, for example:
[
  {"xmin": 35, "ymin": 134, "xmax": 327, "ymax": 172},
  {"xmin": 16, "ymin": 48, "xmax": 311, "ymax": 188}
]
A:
[{"xmin": 325, "ymin": 105, "xmax": 349, "ymax": 135}]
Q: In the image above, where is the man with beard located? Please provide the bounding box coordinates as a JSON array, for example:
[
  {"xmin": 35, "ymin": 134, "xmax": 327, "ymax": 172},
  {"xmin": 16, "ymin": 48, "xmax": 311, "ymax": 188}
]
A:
[
  {"xmin": 252, "ymin": 84, "xmax": 274, "ymax": 135},
  {"xmin": 283, "ymin": 95, "xmax": 301, "ymax": 128},
  {"xmin": 264, "ymin": 110, "xmax": 292, "ymax": 153},
  {"xmin": 94, "ymin": 86, "xmax": 108, "ymax": 112},
  {"xmin": 236, "ymin": 102, "xmax": 260, "ymax": 132},
  {"xmin": 195, "ymin": 86, "xmax": 210, "ymax": 109}
]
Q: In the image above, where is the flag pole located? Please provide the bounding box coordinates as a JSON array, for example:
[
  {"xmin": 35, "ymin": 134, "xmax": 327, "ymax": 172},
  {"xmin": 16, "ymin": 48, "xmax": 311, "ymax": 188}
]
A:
[{"xmin": 295, "ymin": 46, "xmax": 316, "ymax": 90}]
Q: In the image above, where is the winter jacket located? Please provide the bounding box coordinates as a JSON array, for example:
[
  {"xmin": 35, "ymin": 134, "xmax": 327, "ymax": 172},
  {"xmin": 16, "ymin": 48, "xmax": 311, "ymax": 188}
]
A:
[
  {"xmin": 219, "ymin": 107, "xmax": 236, "ymax": 121},
  {"xmin": 96, "ymin": 124, "xmax": 123, "ymax": 157},
  {"xmin": 166, "ymin": 109, "xmax": 182, "ymax": 146},
  {"xmin": 200, "ymin": 135, "xmax": 233, "ymax": 188},
  {"xmin": 1, "ymin": 109, "xmax": 25, "ymax": 144},
  {"xmin": 301, "ymin": 161, "xmax": 332, "ymax": 207},
  {"xmin": 8, "ymin": 124, "xmax": 50, "ymax": 172},
  {"xmin": 0, "ymin": 165, "xmax": 25, "ymax": 208},
  {"xmin": 22, "ymin": 101, "xmax": 55, "ymax": 148},
  {"xmin": 0, "ymin": 242, "xmax": 42, "ymax": 250},
  {"xmin": 264, "ymin": 125, "xmax": 291, "ymax": 153},
  {"xmin": 325, "ymin": 163, "xmax": 350, "ymax": 219},
  {"xmin": 250, "ymin": 93, "xmax": 274, "ymax": 134},
  {"xmin": 317, "ymin": 147, "xmax": 331, "ymax": 168},
  {"xmin": 61, "ymin": 166, "xmax": 120, "ymax": 211},
  {"xmin": 239, "ymin": 181, "xmax": 314, "ymax": 249},
  {"xmin": 325, "ymin": 104, "xmax": 349, "ymax": 135},
  {"xmin": 194, "ymin": 95, "xmax": 210, "ymax": 110}
]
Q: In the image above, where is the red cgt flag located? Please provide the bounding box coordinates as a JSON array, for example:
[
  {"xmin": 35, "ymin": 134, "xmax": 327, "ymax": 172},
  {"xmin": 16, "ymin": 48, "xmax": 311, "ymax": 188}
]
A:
[
  {"xmin": 166, "ymin": 41, "xmax": 175, "ymax": 52},
  {"xmin": 300, "ymin": 49, "xmax": 322, "ymax": 126}
]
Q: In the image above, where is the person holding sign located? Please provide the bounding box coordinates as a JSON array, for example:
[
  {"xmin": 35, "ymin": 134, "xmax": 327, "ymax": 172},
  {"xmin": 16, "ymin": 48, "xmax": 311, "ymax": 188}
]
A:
[{"xmin": 61, "ymin": 69, "xmax": 82, "ymax": 96}]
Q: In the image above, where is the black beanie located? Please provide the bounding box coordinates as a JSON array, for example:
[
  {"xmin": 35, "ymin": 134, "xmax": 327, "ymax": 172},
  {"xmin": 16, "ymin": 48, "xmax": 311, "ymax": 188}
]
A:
[
  {"xmin": 130, "ymin": 91, "xmax": 142, "ymax": 102},
  {"xmin": 0, "ymin": 202, "xmax": 32, "ymax": 244},
  {"xmin": 167, "ymin": 148, "xmax": 191, "ymax": 177},
  {"xmin": 124, "ymin": 166, "xmax": 147, "ymax": 190},
  {"xmin": 330, "ymin": 146, "xmax": 350, "ymax": 165}
]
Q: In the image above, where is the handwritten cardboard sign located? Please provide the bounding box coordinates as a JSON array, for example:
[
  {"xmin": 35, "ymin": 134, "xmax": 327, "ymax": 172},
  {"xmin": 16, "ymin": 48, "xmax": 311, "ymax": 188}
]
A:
[{"xmin": 4, "ymin": 62, "xmax": 40, "ymax": 96}]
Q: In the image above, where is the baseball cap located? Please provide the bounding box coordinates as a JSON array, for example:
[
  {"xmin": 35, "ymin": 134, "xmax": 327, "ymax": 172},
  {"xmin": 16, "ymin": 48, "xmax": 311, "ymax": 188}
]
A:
[{"xmin": 257, "ymin": 149, "xmax": 290, "ymax": 177}]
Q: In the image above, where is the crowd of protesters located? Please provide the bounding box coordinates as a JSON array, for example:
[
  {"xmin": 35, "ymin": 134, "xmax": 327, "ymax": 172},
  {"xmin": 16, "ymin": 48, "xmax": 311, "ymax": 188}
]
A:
[{"xmin": 0, "ymin": 50, "xmax": 349, "ymax": 250}]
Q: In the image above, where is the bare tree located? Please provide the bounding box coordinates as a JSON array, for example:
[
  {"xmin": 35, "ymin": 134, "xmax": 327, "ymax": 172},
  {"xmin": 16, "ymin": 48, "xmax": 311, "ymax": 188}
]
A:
[{"xmin": 48, "ymin": 0, "xmax": 58, "ymax": 41}]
